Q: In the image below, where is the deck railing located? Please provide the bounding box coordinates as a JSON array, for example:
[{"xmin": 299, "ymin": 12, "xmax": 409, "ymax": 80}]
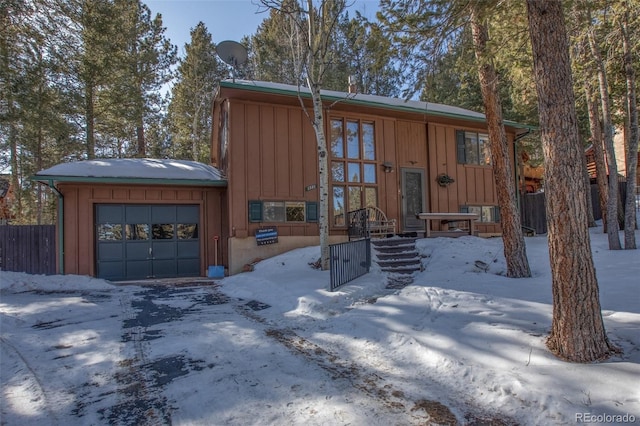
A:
[{"xmin": 347, "ymin": 208, "xmax": 369, "ymax": 240}]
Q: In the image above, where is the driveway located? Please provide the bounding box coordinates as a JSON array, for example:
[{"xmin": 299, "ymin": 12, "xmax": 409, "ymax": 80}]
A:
[{"xmin": 2, "ymin": 280, "xmax": 455, "ymax": 425}]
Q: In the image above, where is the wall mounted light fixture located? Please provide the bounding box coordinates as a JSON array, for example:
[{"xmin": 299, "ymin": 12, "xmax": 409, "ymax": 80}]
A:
[{"xmin": 382, "ymin": 161, "xmax": 394, "ymax": 173}]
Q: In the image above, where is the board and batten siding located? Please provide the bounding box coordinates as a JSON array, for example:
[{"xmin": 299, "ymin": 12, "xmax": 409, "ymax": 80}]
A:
[
  {"xmin": 57, "ymin": 183, "xmax": 225, "ymax": 277},
  {"xmin": 428, "ymin": 123, "xmax": 504, "ymax": 234},
  {"xmin": 227, "ymin": 100, "xmax": 320, "ymax": 239}
]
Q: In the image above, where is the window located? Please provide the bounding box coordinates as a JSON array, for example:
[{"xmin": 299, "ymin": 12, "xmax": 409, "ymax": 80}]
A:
[
  {"xmin": 152, "ymin": 224, "xmax": 174, "ymax": 239},
  {"xmin": 248, "ymin": 201, "xmax": 316, "ymax": 223},
  {"xmin": 177, "ymin": 224, "xmax": 198, "ymax": 239},
  {"xmin": 330, "ymin": 118, "xmax": 378, "ymax": 226},
  {"xmin": 126, "ymin": 224, "xmax": 149, "ymax": 240},
  {"xmin": 462, "ymin": 205, "xmax": 500, "ymax": 223},
  {"xmin": 97, "ymin": 224, "xmax": 123, "ymax": 241},
  {"xmin": 456, "ymin": 130, "xmax": 491, "ymax": 166}
]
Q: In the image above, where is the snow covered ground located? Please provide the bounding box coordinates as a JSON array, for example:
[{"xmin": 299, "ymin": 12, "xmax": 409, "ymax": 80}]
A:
[{"xmin": 1, "ymin": 224, "xmax": 639, "ymax": 425}]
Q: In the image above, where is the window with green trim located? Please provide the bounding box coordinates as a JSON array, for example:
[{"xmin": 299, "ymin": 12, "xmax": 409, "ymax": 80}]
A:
[
  {"xmin": 461, "ymin": 205, "xmax": 501, "ymax": 223},
  {"xmin": 248, "ymin": 200, "xmax": 317, "ymax": 223},
  {"xmin": 456, "ymin": 130, "xmax": 491, "ymax": 166}
]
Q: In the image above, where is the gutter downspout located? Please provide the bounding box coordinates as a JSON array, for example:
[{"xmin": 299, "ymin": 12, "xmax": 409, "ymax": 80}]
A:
[{"xmin": 41, "ymin": 179, "xmax": 64, "ymax": 274}]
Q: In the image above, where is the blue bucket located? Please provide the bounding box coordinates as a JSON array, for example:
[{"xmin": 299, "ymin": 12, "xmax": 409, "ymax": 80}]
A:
[{"xmin": 208, "ymin": 265, "xmax": 225, "ymax": 278}]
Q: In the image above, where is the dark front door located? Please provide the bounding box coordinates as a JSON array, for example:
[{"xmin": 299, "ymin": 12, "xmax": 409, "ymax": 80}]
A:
[
  {"xmin": 401, "ymin": 168, "xmax": 426, "ymax": 231},
  {"xmin": 96, "ymin": 204, "xmax": 200, "ymax": 281}
]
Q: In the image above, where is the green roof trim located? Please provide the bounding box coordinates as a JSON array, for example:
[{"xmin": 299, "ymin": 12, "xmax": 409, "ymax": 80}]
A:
[
  {"xmin": 32, "ymin": 159, "xmax": 227, "ymax": 187},
  {"xmin": 219, "ymin": 80, "xmax": 536, "ymax": 131},
  {"xmin": 31, "ymin": 175, "xmax": 227, "ymax": 187}
]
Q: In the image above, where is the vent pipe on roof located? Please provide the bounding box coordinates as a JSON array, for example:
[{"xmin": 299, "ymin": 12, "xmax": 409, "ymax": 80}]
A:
[{"xmin": 348, "ymin": 75, "xmax": 357, "ymax": 94}]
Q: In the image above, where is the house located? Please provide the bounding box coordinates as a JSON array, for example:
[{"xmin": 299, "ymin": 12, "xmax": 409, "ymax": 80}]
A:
[
  {"xmin": 211, "ymin": 80, "xmax": 531, "ymax": 273},
  {"xmin": 585, "ymin": 127, "xmax": 640, "ymax": 186},
  {"xmin": 34, "ymin": 79, "xmax": 532, "ymax": 281}
]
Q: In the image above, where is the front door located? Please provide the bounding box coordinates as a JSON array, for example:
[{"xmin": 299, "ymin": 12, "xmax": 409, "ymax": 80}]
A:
[{"xmin": 401, "ymin": 168, "xmax": 426, "ymax": 231}]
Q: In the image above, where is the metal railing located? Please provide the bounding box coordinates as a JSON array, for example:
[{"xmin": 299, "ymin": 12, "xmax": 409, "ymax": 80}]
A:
[
  {"xmin": 347, "ymin": 208, "xmax": 369, "ymax": 240},
  {"xmin": 329, "ymin": 238, "xmax": 371, "ymax": 291}
]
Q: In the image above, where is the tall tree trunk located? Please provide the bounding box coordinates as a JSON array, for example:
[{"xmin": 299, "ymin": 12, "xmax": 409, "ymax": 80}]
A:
[
  {"xmin": 587, "ymin": 22, "xmax": 622, "ymax": 250},
  {"xmin": 526, "ymin": 0, "xmax": 615, "ymax": 362},
  {"xmin": 8, "ymin": 97, "xmax": 20, "ymax": 217},
  {"xmin": 85, "ymin": 84, "xmax": 96, "ymax": 159},
  {"xmin": 309, "ymin": 82, "xmax": 330, "ymax": 270},
  {"xmin": 136, "ymin": 122, "xmax": 145, "ymax": 157},
  {"xmin": 470, "ymin": 7, "xmax": 530, "ymax": 278},
  {"xmin": 584, "ymin": 80, "xmax": 609, "ymax": 232},
  {"xmin": 620, "ymin": 6, "xmax": 638, "ymax": 249}
]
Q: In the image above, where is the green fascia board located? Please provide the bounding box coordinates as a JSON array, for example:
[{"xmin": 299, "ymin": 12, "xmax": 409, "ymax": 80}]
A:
[
  {"xmin": 219, "ymin": 80, "xmax": 536, "ymax": 131},
  {"xmin": 31, "ymin": 175, "xmax": 228, "ymax": 187}
]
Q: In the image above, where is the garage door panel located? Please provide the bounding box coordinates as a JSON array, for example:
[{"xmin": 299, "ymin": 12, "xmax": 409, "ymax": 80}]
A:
[
  {"xmin": 152, "ymin": 241, "xmax": 176, "ymax": 259},
  {"xmin": 126, "ymin": 260, "xmax": 152, "ymax": 280},
  {"xmin": 152, "ymin": 259, "xmax": 177, "ymax": 278},
  {"xmin": 177, "ymin": 240, "xmax": 199, "ymax": 258},
  {"xmin": 126, "ymin": 205, "xmax": 150, "ymax": 223},
  {"xmin": 98, "ymin": 261, "xmax": 125, "ymax": 280},
  {"xmin": 96, "ymin": 203, "xmax": 200, "ymax": 281},
  {"xmin": 152, "ymin": 205, "xmax": 177, "ymax": 222},
  {"xmin": 177, "ymin": 205, "xmax": 199, "ymax": 222},
  {"xmin": 97, "ymin": 243, "xmax": 124, "ymax": 261},
  {"xmin": 97, "ymin": 205, "xmax": 123, "ymax": 223},
  {"xmin": 126, "ymin": 242, "xmax": 150, "ymax": 260},
  {"xmin": 178, "ymin": 259, "xmax": 200, "ymax": 276}
]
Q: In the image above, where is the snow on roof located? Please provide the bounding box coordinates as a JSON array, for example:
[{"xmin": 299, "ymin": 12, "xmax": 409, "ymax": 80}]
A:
[
  {"xmin": 35, "ymin": 158, "xmax": 226, "ymax": 183},
  {"xmin": 220, "ymin": 79, "xmax": 529, "ymax": 128}
]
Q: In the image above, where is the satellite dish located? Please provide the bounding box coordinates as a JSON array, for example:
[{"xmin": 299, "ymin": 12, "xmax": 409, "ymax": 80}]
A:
[{"xmin": 216, "ymin": 40, "xmax": 248, "ymax": 81}]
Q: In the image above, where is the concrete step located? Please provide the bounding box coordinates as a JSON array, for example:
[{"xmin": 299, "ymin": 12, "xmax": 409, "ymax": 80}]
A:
[
  {"xmin": 376, "ymin": 251, "xmax": 420, "ymax": 261},
  {"xmin": 371, "ymin": 237, "xmax": 417, "ymax": 248},
  {"xmin": 377, "ymin": 257, "xmax": 421, "ymax": 269}
]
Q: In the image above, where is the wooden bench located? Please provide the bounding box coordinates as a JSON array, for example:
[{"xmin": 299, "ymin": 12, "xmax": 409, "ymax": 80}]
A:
[
  {"xmin": 416, "ymin": 212, "xmax": 479, "ymax": 238},
  {"xmin": 348, "ymin": 206, "xmax": 396, "ymax": 239}
]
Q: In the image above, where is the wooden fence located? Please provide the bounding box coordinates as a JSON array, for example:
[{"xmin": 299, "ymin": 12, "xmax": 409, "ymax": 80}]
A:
[
  {"xmin": 0, "ymin": 225, "xmax": 56, "ymax": 275},
  {"xmin": 520, "ymin": 183, "xmax": 629, "ymax": 235},
  {"xmin": 520, "ymin": 192, "xmax": 547, "ymax": 235}
]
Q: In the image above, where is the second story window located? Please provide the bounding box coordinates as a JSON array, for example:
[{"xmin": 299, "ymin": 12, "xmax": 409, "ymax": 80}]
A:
[
  {"xmin": 330, "ymin": 118, "xmax": 377, "ymax": 226},
  {"xmin": 456, "ymin": 130, "xmax": 491, "ymax": 166}
]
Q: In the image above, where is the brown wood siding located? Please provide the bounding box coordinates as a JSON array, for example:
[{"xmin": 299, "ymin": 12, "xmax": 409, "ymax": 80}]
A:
[
  {"xmin": 220, "ymin": 87, "xmax": 520, "ymax": 238},
  {"xmin": 227, "ymin": 100, "xmax": 320, "ymax": 239},
  {"xmin": 58, "ymin": 183, "xmax": 225, "ymax": 277},
  {"xmin": 379, "ymin": 118, "xmax": 399, "ymax": 218},
  {"xmin": 396, "ymin": 121, "xmax": 428, "ymax": 169},
  {"xmin": 288, "ymin": 109, "xmax": 304, "ymax": 198},
  {"xmin": 427, "ymin": 123, "xmax": 505, "ymax": 234},
  {"xmin": 229, "ymin": 102, "xmax": 249, "ymax": 237}
]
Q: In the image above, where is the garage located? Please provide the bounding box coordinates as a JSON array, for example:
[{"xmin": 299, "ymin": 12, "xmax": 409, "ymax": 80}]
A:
[
  {"xmin": 33, "ymin": 158, "xmax": 228, "ymax": 279},
  {"xmin": 96, "ymin": 204, "xmax": 200, "ymax": 281}
]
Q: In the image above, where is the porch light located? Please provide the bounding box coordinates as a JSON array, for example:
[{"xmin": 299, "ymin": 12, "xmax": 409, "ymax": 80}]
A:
[{"xmin": 382, "ymin": 161, "xmax": 394, "ymax": 173}]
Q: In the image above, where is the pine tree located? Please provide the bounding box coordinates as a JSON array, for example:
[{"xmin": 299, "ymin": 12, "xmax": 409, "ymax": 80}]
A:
[
  {"xmin": 168, "ymin": 22, "xmax": 227, "ymax": 163},
  {"xmin": 526, "ymin": 0, "xmax": 615, "ymax": 362},
  {"xmin": 110, "ymin": 0, "xmax": 177, "ymax": 157},
  {"xmin": 379, "ymin": 0, "xmax": 532, "ymax": 278}
]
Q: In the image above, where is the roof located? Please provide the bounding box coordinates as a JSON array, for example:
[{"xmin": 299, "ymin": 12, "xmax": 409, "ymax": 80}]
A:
[
  {"xmin": 219, "ymin": 80, "xmax": 534, "ymax": 131},
  {"xmin": 33, "ymin": 158, "xmax": 227, "ymax": 187}
]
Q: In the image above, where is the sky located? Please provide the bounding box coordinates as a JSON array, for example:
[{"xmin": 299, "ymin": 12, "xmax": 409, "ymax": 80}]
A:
[
  {"xmin": 146, "ymin": 0, "xmax": 381, "ymax": 56},
  {"xmin": 1, "ymin": 219, "xmax": 639, "ymax": 425}
]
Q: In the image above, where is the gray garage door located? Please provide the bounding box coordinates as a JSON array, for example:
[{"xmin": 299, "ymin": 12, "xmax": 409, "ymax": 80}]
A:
[{"xmin": 96, "ymin": 204, "xmax": 200, "ymax": 281}]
